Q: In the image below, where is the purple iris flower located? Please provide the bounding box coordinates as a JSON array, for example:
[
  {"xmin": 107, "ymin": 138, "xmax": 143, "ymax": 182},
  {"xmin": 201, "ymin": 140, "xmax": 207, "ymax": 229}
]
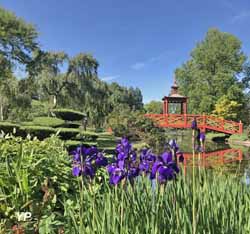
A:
[
  {"xmin": 191, "ymin": 118, "xmax": 197, "ymax": 129},
  {"xmin": 70, "ymin": 146, "xmax": 107, "ymax": 179},
  {"xmin": 108, "ymin": 167, "xmax": 125, "ymax": 185},
  {"xmin": 95, "ymin": 152, "xmax": 108, "ymax": 167},
  {"xmin": 107, "ymin": 138, "xmax": 139, "ymax": 185},
  {"xmin": 169, "ymin": 139, "xmax": 179, "ymax": 151},
  {"xmin": 200, "ymin": 132, "xmax": 205, "ymax": 142},
  {"xmin": 139, "ymin": 149, "xmax": 156, "ymax": 173},
  {"xmin": 150, "ymin": 151, "xmax": 180, "ymax": 184}
]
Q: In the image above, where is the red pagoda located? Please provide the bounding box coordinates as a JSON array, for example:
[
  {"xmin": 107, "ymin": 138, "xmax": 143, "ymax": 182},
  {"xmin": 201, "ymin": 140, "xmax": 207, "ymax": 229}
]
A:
[{"xmin": 162, "ymin": 77, "xmax": 188, "ymax": 114}]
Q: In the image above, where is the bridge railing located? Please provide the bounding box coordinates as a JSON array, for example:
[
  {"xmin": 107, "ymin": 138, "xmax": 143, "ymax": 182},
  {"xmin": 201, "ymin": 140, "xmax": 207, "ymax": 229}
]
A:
[
  {"xmin": 183, "ymin": 149, "xmax": 243, "ymax": 168},
  {"xmin": 145, "ymin": 114, "xmax": 243, "ymax": 134}
]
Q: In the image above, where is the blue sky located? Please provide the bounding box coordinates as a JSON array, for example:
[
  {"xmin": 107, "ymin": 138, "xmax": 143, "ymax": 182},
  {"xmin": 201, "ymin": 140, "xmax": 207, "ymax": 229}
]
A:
[{"xmin": 1, "ymin": 0, "xmax": 250, "ymax": 103}]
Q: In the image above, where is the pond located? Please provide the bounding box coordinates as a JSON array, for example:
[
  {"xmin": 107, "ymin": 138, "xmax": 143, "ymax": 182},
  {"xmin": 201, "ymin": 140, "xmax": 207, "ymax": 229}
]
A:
[{"xmin": 172, "ymin": 130, "xmax": 250, "ymax": 177}]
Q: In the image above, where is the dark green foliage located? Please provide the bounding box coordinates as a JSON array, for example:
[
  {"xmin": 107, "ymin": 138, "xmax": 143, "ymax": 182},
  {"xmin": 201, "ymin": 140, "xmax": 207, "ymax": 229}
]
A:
[
  {"xmin": 144, "ymin": 100, "xmax": 163, "ymax": 114},
  {"xmin": 53, "ymin": 109, "xmax": 86, "ymax": 121},
  {"xmin": 0, "ymin": 6, "xmax": 144, "ymax": 127},
  {"xmin": 56, "ymin": 128, "xmax": 80, "ymax": 140},
  {"xmin": 19, "ymin": 125, "xmax": 56, "ymax": 140},
  {"xmin": 107, "ymin": 106, "xmax": 166, "ymax": 153},
  {"xmin": 112, "ymin": 124, "xmax": 130, "ymax": 137},
  {"xmin": 0, "ymin": 136, "xmax": 75, "ymax": 229},
  {"xmin": 75, "ymin": 131, "xmax": 99, "ymax": 141},
  {"xmin": 175, "ymin": 28, "xmax": 246, "ymax": 119},
  {"xmin": 1, "ymin": 136, "xmax": 250, "ymax": 232},
  {"xmin": 59, "ymin": 122, "xmax": 81, "ymax": 129},
  {"xmin": 0, "ymin": 7, "xmax": 39, "ymax": 74},
  {"xmin": 246, "ymin": 126, "xmax": 250, "ymax": 139},
  {"xmin": 32, "ymin": 117, "xmax": 65, "ymax": 127},
  {"xmin": 28, "ymin": 100, "xmax": 49, "ymax": 118},
  {"xmin": 0, "ymin": 121, "xmax": 20, "ymax": 134}
]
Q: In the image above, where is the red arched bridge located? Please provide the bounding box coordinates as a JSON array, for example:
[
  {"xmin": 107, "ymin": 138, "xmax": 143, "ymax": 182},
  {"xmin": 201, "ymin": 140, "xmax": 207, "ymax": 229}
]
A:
[{"xmin": 145, "ymin": 114, "xmax": 243, "ymax": 134}]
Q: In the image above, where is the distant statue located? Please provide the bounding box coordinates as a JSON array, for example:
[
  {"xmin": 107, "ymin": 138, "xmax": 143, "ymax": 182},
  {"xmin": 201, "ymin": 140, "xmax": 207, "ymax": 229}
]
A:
[{"xmin": 82, "ymin": 116, "xmax": 88, "ymax": 131}]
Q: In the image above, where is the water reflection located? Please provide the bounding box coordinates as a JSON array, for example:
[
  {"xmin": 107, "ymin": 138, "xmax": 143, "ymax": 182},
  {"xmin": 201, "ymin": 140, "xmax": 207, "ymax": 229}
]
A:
[
  {"xmin": 173, "ymin": 130, "xmax": 249, "ymax": 175},
  {"xmin": 182, "ymin": 148, "xmax": 243, "ymax": 172}
]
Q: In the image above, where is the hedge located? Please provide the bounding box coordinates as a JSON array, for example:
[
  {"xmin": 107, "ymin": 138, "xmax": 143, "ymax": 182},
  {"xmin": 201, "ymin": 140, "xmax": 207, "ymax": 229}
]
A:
[
  {"xmin": 65, "ymin": 140, "xmax": 97, "ymax": 151},
  {"xmin": 19, "ymin": 126, "xmax": 56, "ymax": 140},
  {"xmin": 59, "ymin": 122, "xmax": 81, "ymax": 129},
  {"xmin": 75, "ymin": 131, "xmax": 99, "ymax": 141},
  {"xmin": 32, "ymin": 117, "xmax": 65, "ymax": 128},
  {"xmin": 21, "ymin": 121, "xmax": 35, "ymax": 126},
  {"xmin": 56, "ymin": 128, "xmax": 80, "ymax": 140},
  {"xmin": 52, "ymin": 109, "xmax": 86, "ymax": 121},
  {"xmin": 99, "ymin": 147, "xmax": 116, "ymax": 155},
  {"xmin": 0, "ymin": 122, "xmax": 20, "ymax": 134}
]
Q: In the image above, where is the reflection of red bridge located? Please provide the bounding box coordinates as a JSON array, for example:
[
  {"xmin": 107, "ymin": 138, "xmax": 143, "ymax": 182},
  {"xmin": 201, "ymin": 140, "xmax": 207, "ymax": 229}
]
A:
[
  {"xmin": 183, "ymin": 148, "xmax": 243, "ymax": 168},
  {"xmin": 145, "ymin": 114, "xmax": 243, "ymax": 134}
]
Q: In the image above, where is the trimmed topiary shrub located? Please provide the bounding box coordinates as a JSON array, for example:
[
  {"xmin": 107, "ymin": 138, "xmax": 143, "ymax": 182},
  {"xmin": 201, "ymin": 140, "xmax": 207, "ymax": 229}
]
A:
[
  {"xmin": 32, "ymin": 117, "xmax": 65, "ymax": 128},
  {"xmin": 52, "ymin": 109, "xmax": 86, "ymax": 121},
  {"xmin": 56, "ymin": 128, "xmax": 80, "ymax": 140},
  {"xmin": 19, "ymin": 126, "xmax": 56, "ymax": 140},
  {"xmin": 21, "ymin": 121, "xmax": 35, "ymax": 126},
  {"xmin": 75, "ymin": 131, "xmax": 99, "ymax": 141},
  {"xmin": 59, "ymin": 122, "xmax": 81, "ymax": 129},
  {"xmin": 64, "ymin": 140, "xmax": 97, "ymax": 151},
  {"xmin": 0, "ymin": 122, "xmax": 20, "ymax": 134},
  {"xmin": 99, "ymin": 147, "xmax": 116, "ymax": 155}
]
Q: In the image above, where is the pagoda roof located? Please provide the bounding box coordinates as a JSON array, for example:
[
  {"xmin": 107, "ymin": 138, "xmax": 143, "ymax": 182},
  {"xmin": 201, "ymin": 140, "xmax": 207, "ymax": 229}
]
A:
[
  {"xmin": 162, "ymin": 75, "xmax": 187, "ymax": 100},
  {"xmin": 162, "ymin": 94, "xmax": 187, "ymax": 100}
]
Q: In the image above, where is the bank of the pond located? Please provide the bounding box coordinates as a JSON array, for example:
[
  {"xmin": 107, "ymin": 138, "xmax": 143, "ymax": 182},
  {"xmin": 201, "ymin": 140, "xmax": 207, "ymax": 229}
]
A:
[
  {"xmin": 206, "ymin": 132, "xmax": 229, "ymax": 142},
  {"xmin": 206, "ymin": 131, "xmax": 250, "ymax": 147},
  {"xmin": 228, "ymin": 140, "xmax": 250, "ymax": 147},
  {"xmin": 228, "ymin": 132, "xmax": 250, "ymax": 147}
]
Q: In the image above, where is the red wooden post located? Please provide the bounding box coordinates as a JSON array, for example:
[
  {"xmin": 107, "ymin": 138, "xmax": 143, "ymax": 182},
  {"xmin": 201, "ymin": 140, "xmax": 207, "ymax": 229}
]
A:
[
  {"xmin": 163, "ymin": 101, "xmax": 166, "ymax": 114},
  {"xmin": 183, "ymin": 102, "xmax": 187, "ymax": 114},
  {"xmin": 166, "ymin": 101, "xmax": 169, "ymax": 114},
  {"xmin": 239, "ymin": 120, "xmax": 243, "ymax": 134},
  {"xmin": 184, "ymin": 113, "xmax": 187, "ymax": 127}
]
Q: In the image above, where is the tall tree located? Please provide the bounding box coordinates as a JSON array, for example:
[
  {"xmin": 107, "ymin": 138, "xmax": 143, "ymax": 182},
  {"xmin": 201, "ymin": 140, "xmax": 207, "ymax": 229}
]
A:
[
  {"xmin": 0, "ymin": 7, "xmax": 41, "ymax": 120},
  {"xmin": 0, "ymin": 7, "xmax": 39, "ymax": 74},
  {"xmin": 37, "ymin": 51, "xmax": 69, "ymax": 108},
  {"xmin": 144, "ymin": 101, "xmax": 163, "ymax": 114},
  {"xmin": 175, "ymin": 28, "xmax": 246, "ymax": 118}
]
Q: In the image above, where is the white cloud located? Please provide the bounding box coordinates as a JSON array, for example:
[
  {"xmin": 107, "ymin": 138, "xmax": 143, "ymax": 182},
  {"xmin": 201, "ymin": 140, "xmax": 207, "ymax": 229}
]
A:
[
  {"xmin": 231, "ymin": 10, "xmax": 250, "ymax": 23},
  {"xmin": 100, "ymin": 75, "xmax": 120, "ymax": 81},
  {"xmin": 131, "ymin": 50, "xmax": 170, "ymax": 71},
  {"xmin": 131, "ymin": 62, "xmax": 146, "ymax": 70}
]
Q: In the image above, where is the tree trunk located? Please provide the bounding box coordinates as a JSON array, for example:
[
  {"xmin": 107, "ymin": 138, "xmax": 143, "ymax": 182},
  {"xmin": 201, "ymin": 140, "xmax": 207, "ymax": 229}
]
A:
[
  {"xmin": 52, "ymin": 95, "xmax": 57, "ymax": 109},
  {"xmin": 0, "ymin": 103, "xmax": 3, "ymax": 121}
]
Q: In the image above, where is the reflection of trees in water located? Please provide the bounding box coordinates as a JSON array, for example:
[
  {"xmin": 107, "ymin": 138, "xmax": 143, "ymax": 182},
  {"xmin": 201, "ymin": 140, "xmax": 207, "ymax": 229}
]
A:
[
  {"xmin": 177, "ymin": 132, "xmax": 229, "ymax": 153},
  {"xmin": 183, "ymin": 148, "xmax": 248, "ymax": 175},
  {"xmin": 160, "ymin": 129, "xmax": 250, "ymax": 175}
]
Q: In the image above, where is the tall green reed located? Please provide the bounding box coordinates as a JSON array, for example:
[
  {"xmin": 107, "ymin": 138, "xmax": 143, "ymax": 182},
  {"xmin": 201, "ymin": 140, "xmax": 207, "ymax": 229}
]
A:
[{"xmin": 63, "ymin": 167, "xmax": 250, "ymax": 234}]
